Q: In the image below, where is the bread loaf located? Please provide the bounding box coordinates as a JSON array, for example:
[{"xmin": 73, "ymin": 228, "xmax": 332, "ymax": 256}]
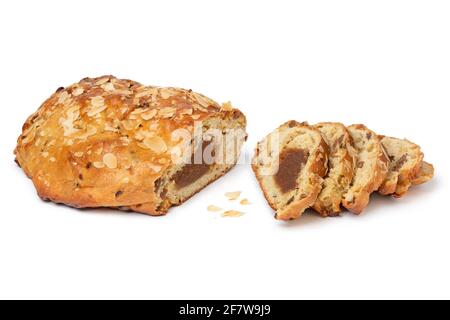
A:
[{"xmin": 14, "ymin": 76, "xmax": 247, "ymax": 215}]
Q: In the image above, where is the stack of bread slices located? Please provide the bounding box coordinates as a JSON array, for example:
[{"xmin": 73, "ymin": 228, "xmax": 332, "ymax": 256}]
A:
[{"xmin": 252, "ymin": 121, "xmax": 434, "ymax": 221}]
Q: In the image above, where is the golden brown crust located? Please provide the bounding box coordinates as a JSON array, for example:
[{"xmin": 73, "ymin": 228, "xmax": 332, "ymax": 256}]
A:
[
  {"xmin": 14, "ymin": 76, "xmax": 246, "ymax": 215},
  {"xmin": 411, "ymin": 161, "xmax": 434, "ymax": 186},
  {"xmin": 343, "ymin": 124, "xmax": 389, "ymax": 214}
]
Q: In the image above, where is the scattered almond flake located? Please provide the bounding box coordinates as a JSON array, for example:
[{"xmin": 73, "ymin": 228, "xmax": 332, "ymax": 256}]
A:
[
  {"xmin": 139, "ymin": 136, "xmax": 167, "ymax": 153},
  {"xmin": 192, "ymin": 114, "xmax": 201, "ymax": 120},
  {"xmin": 221, "ymin": 101, "xmax": 233, "ymax": 111},
  {"xmin": 65, "ymin": 139, "xmax": 74, "ymax": 146},
  {"xmin": 74, "ymin": 152, "xmax": 84, "ymax": 158},
  {"xmin": 122, "ymin": 119, "xmax": 140, "ymax": 131},
  {"xmin": 160, "ymin": 88, "xmax": 176, "ymax": 99},
  {"xmin": 141, "ymin": 109, "xmax": 157, "ymax": 120},
  {"xmin": 77, "ymin": 125, "xmax": 97, "ymax": 141},
  {"xmin": 240, "ymin": 198, "xmax": 251, "ymax": 205},
  {"xmin": 158, "ymin": 107, "xmax": 176, "ymax": 118},
  {"xmin": 104, "ymin": 124, "xmax": 119, "ymax": 132},
  {"xmin": 41, "ymin": 152, "xmax": 49, "ymax": 158},
  {"xmin": 49, "ymin": 157, "xmax": 56, "ymax": 162},
  {"xmin": 225, "ymin": 191, "xmax": 241, "ymax": 201},
  {"xmin": 179, "ymin": 108, "xmax": 193, "ymax": 116},
  {"xmin": 72, "ymin": 87, "xmax": 84, "ymax": 96},
  {"xmin": 193, "ymin": 92, "xmax": 212, "ymax": 108},
  {"xmin": 39, "ymin": 130, "xmax": 47, "ymax": 137},
  {"xmin": 207, "ymin": 205, "xmax": 222, "ymax": 212},
  {"xmin": 87, "ymin": 97, "xmax": 107, "ymax": 117},
  {"xmin": 222, "ymin": 210, "xmax": 244, "ymax": 218},
  {"xmin": 102, "ymin": 82, "xmax": 115, "ymax": 91},
  {"xmin": 122, "ymin": 177, "xmax": 130, "ymax": 183},
  {"xmin": 93, "ymin": 161, "xmax": 105, "ymax": 169},
  {"xmin": 58, "ymin": 91, "xmax": 70, "ymax": 104},
  {"xmin": 95, "ymin": 77, "xmax": 110, "ymax": 86},
  {"xmin": 103, "ymin": 153, "xmax": 118, "ymax": 169},
  {"xmin": 119, "ymin": 137, "xmax": 130, "ymax": 145}
]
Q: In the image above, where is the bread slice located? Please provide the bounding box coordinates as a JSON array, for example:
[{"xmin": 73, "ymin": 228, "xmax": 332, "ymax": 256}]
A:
[
  {"xmin": 343, "ymin": 124, "xmax": 389, "ymax": 214},
  {"xmin": 312, "ymin": 122, "xmax": 356, "ymax": 217},
  {"xmin": 378, "ymin": 136, "xmax": 424, "ymax": 198},
  {"xmin": 411, "ymin": 161, "xmax": 434, "ymax": 186},
  {"xmin": 252, "ymin": 121, "xmax": 329, "ymax": 221}
]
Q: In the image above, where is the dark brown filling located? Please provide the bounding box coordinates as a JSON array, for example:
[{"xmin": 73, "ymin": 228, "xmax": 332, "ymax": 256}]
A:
[
  {"xmin": 275, "ymin": 148, "xmax": 308, "ymax": 193},
  {"xmin": 172, "ymin": 140, "xmax": 215, "ymax": 189}
]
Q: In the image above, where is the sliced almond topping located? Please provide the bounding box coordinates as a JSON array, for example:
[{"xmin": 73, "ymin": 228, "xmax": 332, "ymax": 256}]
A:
[
  {"xmin": 160, "ymin": 88, "xmax": 176, "ymax": 99},
  {"xmin": 42, "ymin": 152, "xmax": 49, "ymax": 158},
  {"xmin": 102, "ymin": 82, "xmax": 115, "ymax": 92},
  {"xmin": 87, "ymin": 97, "xmax": 107, "ymax": 117},
  {"xmin": 103, "ymin": 153, "xmax": 118, "ymax": 169},
  {"xmin": 240, "ymin": 198, "xmax": 251, "ymax": 205},
  {"xmin": 225, "ymin": 191, "xmax": 241, "ymax": 201},
  {"xmin": 191, "ymin": 114, "xmax": 201, "ymax": 120},
  {"xmin": 95, "ymin": 77, "xmax": 110, "ymax": 86},
  {"xmin": 72, "ymin": 87, "xmax": 84, "ymax": 96},
  {"xmin": 74, "ymin": 152, "xmax": 84, "ymax": 158},
  {"xmin": 122, "ymin": 120, "xmax": 140, "ymax": 131},
  {"xmin": 93, "ymin": 161, "xmax": 105, "ymax": 169},
  {"xmin": 158, "ymin": 107, "xmax": 176, "ymax": 118},
  {"xmin": 221, "ymin": 101, "xmax": 233, "ymax": 111},
  {"xmin": 139, "ymin": 136, "xmax": 167, "ymax": 153},
  {"xmin": 207, "ymin": 205, "xmax": 222, "ymax": 212},
  {"xmin": 141, "ymin": 109, "xmax": 157, "ymax": 120},
  {"xmin": 58, "ymin": 91, "xmax": 70, "ymax": 104},
  {"xmin": 222, "ymin": 210, "xmax": 244, "ymax": 217},
  {"xmin": 49, "ymin": 157, "xmax": 56, "ymax": 162}
]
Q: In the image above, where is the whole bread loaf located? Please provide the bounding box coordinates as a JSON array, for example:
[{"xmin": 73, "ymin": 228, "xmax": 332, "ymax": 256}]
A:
[{"xmin": 14, "ymin": 76, "xmax": 247, "ymax": 215}]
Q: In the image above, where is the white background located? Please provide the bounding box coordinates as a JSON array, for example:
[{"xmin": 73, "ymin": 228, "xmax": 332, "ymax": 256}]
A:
[{"xmin": 0, "ymin": 0, "xmax": 449, "ymax": 300}]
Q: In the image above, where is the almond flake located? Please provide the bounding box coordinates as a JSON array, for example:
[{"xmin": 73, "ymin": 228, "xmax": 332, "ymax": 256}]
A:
[
  {"xmin": 122, "ymin": 120, "xmax": 140, "ymax": 131},
  {"xmin": 222, "ymin": 210, "xmax": 244, "ymax": 217},
  {"xmin": 103, "ymin": 153, "xmax": 118, "ymax": 169},
  {"xmin": 93, "ymin": 161, "xmax": 105, "ymax": 169},
  {"xmin": 141, "ymin": 109, "xmax": 157, "ymax": 120},
  {"xmin": 58, "ymin": 91, "xmax": 70, "ymax": 104},
  {"xmin": 74, "ymin": 152, "xmax": 84, "ymax": 158},
  {"xmin": 221, "ymin": 101, "xmax": 233, "ymax": 111},
  {"xmin": 95, "ymin": 78, "xmax": 110, "ymax": 86},
  {"xmin": 42, "ymin": 152, "xmax": 49, "ymax": 158},
  {"xmin": 49, "ymin": 157, "xmax": 56, "ymax": 162},
  {"xmin": 240, "ymin": 198, "xmax": 251, "ymax": 205},
  {"xmin": 72, "ymin": 87, "xmax": 84, "ymax": 96},
  {"xmin": 139, "ymin": 136, "xmax": 167, "ymax": 153},
  {"xmin": 158, "ymin": 107, "xmax": 176, "ymax": 118},
  {"xmin": 102, "ymin": 82, "xmax": 115, "ymax": 92},
  {"xmin": 207, "ymin": 205, "xmax": 222, "ymax": 212},
  {"xmin": 192, "ymin": 114, "xmax": 201, "ymax": 120},
  {"xmin": 225, "ymin": 191, "xmax": 241, "ymax": 201}
]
